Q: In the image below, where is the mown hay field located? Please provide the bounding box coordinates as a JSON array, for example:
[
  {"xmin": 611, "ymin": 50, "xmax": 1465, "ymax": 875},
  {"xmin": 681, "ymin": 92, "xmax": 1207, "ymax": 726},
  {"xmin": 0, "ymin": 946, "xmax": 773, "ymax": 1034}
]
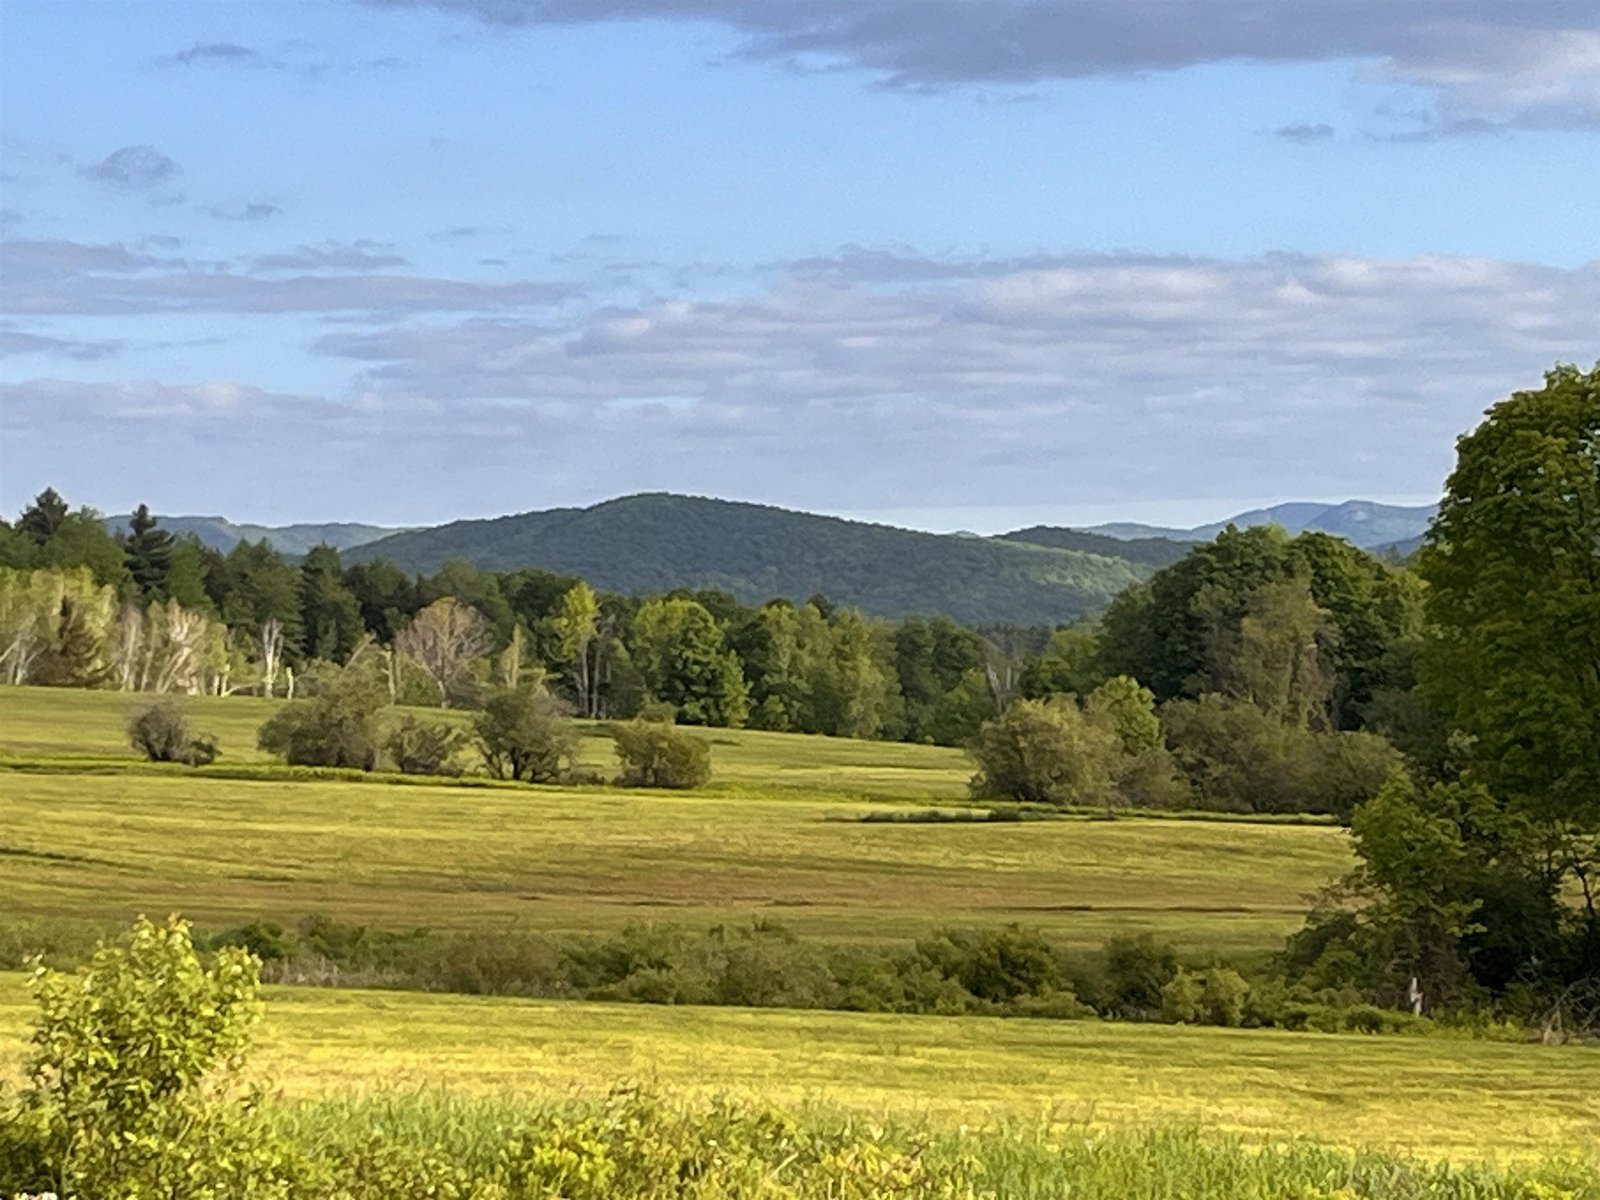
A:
[
  {"xmin": 0, "ymin": 686, "xmax": 1348, "ymax": 949},
  {"xmin": 1, "ymin": 975, "xmax": 1596, "ymax": 1163}
]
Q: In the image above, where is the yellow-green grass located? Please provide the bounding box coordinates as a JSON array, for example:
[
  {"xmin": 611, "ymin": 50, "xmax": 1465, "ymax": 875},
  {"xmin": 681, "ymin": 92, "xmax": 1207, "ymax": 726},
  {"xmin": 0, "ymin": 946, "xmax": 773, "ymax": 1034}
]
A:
[
  {"xmin": 1, "ymin": 975, "xmax": 1594, "ymax": 1163},
  {"xmin": 0, "ymin": 685, "xmax": 973, "ymax": 803},
  {"xmin": 0, "ymin": 768, "xmax": 1349, "ymax": 949},
  {"xmin": 0, "ymin": 684, "xmax": 1353, "ymax": 950}
]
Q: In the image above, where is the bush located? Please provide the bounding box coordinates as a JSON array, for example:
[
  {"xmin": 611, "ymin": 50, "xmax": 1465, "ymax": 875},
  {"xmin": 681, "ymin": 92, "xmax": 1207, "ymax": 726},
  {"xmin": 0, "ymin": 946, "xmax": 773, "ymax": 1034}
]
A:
[
  {"xmin": 385, "ymin": 714, "xmax": 466, "ymax": 775},
  {"xmin": 258, "ymin": 662, "xmax": 386, "ymax": 770},
  {"xmin": 1100, "ymin": 934, "xmax": 1180, "ymax": 1019},
  {"xmin": 126, "ymin": 699, "xmax": 219, "ymax": 766},
  {"xmin": 475, "ymin": 685, "xmax": 578, "ymax": 782},
  {"xmin": 1163, "ymin": 694, "xmax": 1399, "ymax": 818},
  {"xmin": 913, "ymin": 925, "xmax": 1063, "ymax": 1005},
  {"xmin": 612, "ymin": 717, "xmax": 713, "ymax": 789},
  {"xmin": 967, "ymin": 696, "xmax": 1120, "ymax": 805},
  {"xmin": 1161, "ymin": 966, "xmax": 1250, "ymax": 1026},
  {"xmin": 425, "ymin": 929, "xmax": 563, "ymax": 997},
  {"xmin": 0, "ymin": 915, "xmax": 281, "ymax": 1198}
]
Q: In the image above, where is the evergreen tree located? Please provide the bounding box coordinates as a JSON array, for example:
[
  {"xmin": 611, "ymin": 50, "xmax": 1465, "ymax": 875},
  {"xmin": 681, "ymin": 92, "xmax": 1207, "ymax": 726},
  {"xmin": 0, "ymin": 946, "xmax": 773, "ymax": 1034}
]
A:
[
  {"xmin": 17, "ymin": 488, "xmax": 69, "ymax": 545},
  {"xmin": 299, "ymin": 545, "xmax": 365, "ymax": 662},
  {"xmin": 123, "ymin": 504, "xmax": 175, "ymax": 600}
]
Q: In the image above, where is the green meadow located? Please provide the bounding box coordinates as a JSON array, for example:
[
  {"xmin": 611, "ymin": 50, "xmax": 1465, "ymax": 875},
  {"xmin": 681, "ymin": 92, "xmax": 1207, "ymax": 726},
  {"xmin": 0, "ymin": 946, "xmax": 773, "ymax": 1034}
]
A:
[
  {"xmin": 1, "ymin": 975, "xmax": 1596, "ymax": 1164},
  {"xmin": 0, "ymin": 686, "xmax": 1347, "ymax": 949},
  {"xmin": 2, "ymin": 684, "xmax": 1596, "ymax": 1181}
]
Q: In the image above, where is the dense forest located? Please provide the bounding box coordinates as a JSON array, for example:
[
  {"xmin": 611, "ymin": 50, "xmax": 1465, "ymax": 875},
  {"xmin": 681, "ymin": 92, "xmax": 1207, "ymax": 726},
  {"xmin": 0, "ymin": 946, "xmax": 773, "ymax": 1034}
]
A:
[{"xmin": 3, "ymin": 364, "xmax": 1596, "ymax": 1017}]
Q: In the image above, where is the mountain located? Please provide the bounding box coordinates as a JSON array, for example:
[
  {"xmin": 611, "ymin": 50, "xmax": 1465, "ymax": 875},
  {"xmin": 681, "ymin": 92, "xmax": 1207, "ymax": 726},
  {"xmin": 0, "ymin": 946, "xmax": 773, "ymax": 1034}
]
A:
[
  {"xmin": 1082, "ymin": 499, "xmax": 1436, "ymax": 550},
  {"xmin": 996, "ymin": 526, "xmax": 1194, "ymax": 568},
  {"xmin": 349, "ymin": 493, "xmax": 1147, "ymax": 626},
  {"xmin": 105, "ymin": 515, "xmax": 406, "ymax": 556}
]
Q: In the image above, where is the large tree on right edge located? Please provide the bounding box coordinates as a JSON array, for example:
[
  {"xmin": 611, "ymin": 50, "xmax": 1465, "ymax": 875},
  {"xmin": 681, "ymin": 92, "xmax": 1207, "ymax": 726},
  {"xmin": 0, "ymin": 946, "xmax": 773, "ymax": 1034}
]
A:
[
  {"xmin": 1417, "ymin": 363, "xmax": 1599, "ymax": 956},
  {"xmin": 1418, "ymin": 364, "xmax": 1599, "ymax": 829}
]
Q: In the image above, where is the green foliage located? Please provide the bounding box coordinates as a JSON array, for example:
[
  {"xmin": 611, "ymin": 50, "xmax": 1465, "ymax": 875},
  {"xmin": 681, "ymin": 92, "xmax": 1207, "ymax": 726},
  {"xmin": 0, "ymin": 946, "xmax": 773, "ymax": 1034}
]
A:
[
  {"xmin": 126, "ymin": 699, "xmax": 219, "ymax": 766},
  {"xmin": 612, "ymin": 716, "xmax": 713, "ymax": 789},
  {"xmin": 298, "ymin": 544, "xmax": 365, "ymax": 663},
  {"xmin": 28, "ymin": 597, "xmax": 110, "ymax": 689},
  {"xmin": 474, "ymin": 684, "xmax": 577, "ymax": 782},
  {"xmin": 1000, "ymin": 524, "xmax": 1194, "ymax": 567},
  {"xmin": 256, "ymin": 662, "xmax": 385, "ymax": 770},
  {"xmin": 1098, "ymin": 524, "xmax": 1420, "ymax": 731},
  {"xmin": 1017, "ymin": 625, "xmax": 1104, "ymax": 698},
  {"xmin": 385, "ymin": 714, "xmax": 466, "ymax": 775},
  {"xmin": 630, "ymin": 596, "xmax": 749, "ymax": 727},
  {"xmin": 967, "ymin": 696, "xmax": 1121, "ymax": 806},
  {"xmin": 122, "ymin": 503, "xmax": 175, "ymax": 601},
  {"xmin": 1418, "ymin": 363, "xmax": 1600, "ymax": 830},
  {"xmin": 1160, "ymin": 966, "xmax": 1250, "ymax": 1027},
  {"xmin": 1163, "ymin": 694, "xmax": 1398, "ymax": 817},
  {"xmin": 1, "ymin": 915, "xmax": 272, "ymax": 1199},
  {"xmin": 1100, "ymin": 933, "xmax": 1180, "ymax": 1019}
]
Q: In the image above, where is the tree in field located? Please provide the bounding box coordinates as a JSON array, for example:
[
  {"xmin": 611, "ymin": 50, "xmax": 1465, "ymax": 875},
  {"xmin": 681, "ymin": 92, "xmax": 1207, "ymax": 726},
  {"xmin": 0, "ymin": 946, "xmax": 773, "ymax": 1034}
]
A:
[
  {"xmin": 257, "ymin": 661, "xmax": 386, "ymax": 769},
  {"xmin": 629, "ymin": 596, "xmax": 748, "ymax": 727},
  {"xmin": 474, "ymin": 684, "xmax": 576, "ymax": 782},
  {"xmin": 395, "ymin": 596, "xmax": 491, "ymax": 706},
  {"xmin": 612, "ymin": 714, "xmax": 713, "ymax": 788},
  {"xmin": 123, "ymin": 503, "xmax": 175, "ymax": 600}
]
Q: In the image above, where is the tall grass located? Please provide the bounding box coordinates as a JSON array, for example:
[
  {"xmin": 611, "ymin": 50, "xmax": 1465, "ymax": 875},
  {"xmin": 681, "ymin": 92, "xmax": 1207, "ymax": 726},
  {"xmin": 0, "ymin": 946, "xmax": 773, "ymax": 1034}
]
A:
[{"xmin": 253, "ymin": 1088, "xmax": 1600, "ymax": 1199}]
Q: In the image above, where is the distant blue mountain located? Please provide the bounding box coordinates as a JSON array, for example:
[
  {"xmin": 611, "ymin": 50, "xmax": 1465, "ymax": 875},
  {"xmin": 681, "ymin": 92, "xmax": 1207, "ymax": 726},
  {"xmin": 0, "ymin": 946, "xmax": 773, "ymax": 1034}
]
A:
[{"xmin": 1081, "ymin": 500, "xmax": 1437, "ymax": 550}]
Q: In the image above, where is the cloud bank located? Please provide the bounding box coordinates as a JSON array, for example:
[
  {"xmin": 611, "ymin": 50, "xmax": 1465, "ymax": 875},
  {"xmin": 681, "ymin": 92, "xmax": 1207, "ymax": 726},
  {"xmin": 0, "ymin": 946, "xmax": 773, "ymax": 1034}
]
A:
[
  {"xmin": 5, "ymin": 247, "xmax": 1594, "ymax": 520},
  {"xmin": 369, "ymin": 0, "xmax": 1600, "ymax": 132}
]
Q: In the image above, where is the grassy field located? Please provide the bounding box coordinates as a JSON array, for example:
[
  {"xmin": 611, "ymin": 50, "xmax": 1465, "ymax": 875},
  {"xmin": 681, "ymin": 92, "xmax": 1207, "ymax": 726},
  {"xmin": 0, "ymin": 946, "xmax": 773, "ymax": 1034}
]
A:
[
  {"xmin": 0, "ymin": 686, "xmax": 1350, "ymax": 949},
  {"xmin": 1, "ymin": 972, "xmax": 1595, "ymax": 1163},
  {"xmin": 1, "ymin": 685, "xmax": 1596, "ymax": 1177}
]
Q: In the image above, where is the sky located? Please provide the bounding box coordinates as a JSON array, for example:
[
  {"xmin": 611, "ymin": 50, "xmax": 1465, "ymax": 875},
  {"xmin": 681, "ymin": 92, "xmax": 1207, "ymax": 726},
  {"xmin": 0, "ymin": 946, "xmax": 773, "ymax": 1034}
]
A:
[{"xmin": 1, "ymin": 1, "xmax": 1597, "ymax": 533}]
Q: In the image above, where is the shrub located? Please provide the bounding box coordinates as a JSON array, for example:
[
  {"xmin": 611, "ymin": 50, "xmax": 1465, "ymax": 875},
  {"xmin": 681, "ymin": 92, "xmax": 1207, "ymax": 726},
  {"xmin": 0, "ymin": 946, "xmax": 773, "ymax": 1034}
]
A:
[
  {"xmin": 913, "ymin": 925, "xmax": 1064, "ymax": 1005},
  {"xmin": 257, "ymin": 662, "xmax": 385, "ymax": 770},
  {"xmin": 425, "ymin": 929, "xmax": 563, "ymax": 997},
  {"xmin": 385, "ymin": 714, "xmax": 466, "ymax": 775},
  {"xmin": 967, "ymin": 696, "xmax": 1120, "ymax": 805},
  {"xmin": 612, "ymin": 717, "xmax": 713, "ymax": 789},
  {"xmin": 1101, "ymin": 934, "xmax": 1180, "ymax": 1019},
  {"xmin": 0, "ymin": 915, "xmax": 284, "ymax": 1198},
  {"xmin": 1161, "ymin": 966, "xmax": 1250, "ymax": 1026},
  {"xmin": 126, "ymin": 699, "xmax": 219, "ymax": 766}
]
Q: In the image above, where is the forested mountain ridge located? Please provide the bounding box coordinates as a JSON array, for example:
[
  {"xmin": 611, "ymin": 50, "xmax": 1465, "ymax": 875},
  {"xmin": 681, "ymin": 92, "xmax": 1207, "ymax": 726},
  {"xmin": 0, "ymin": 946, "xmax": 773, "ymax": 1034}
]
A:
[{"xmin": 348, "ymin": 493, "xmax": 1147, "ymax": 626}]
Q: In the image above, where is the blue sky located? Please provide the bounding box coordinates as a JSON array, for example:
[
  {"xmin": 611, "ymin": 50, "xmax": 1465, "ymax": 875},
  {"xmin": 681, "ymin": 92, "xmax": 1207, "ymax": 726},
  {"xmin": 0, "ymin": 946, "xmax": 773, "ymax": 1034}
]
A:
[{"xmin": 2, "ymin": 0, "xmax": 1597, "ymax": 531}]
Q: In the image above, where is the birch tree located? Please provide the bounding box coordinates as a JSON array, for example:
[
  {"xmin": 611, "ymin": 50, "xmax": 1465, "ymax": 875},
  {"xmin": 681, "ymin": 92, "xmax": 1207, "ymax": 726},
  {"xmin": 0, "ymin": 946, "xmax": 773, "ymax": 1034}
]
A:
[{"xmin": 395, "ymin": 597, "xmax": 491, "ymax": 705}]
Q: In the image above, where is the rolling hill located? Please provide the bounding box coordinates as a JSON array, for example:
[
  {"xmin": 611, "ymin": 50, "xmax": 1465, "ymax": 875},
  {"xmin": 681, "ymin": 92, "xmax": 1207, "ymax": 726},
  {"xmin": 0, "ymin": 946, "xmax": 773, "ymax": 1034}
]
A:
[{"xmin": 348, "ymin": 493, "xmax": 1146, "ymax": 626}]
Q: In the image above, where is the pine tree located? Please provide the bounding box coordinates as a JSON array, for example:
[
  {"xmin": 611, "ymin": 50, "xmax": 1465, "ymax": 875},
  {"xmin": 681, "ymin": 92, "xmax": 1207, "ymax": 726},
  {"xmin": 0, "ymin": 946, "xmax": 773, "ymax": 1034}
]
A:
[
  {"xmin": 18, "ymin": 488, "xmax": 69, "ymax": 545},
  {"xmin": 124, "ymin": 504, "xmax": 175, "ymax": 600}
]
